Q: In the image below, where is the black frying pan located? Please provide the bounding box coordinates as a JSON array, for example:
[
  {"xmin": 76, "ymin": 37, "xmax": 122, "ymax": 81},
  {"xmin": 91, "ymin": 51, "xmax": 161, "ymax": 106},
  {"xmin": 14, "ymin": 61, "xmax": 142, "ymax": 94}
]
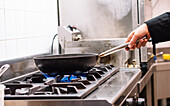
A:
[
  {"xmin": 34, "ymin": 53, "xmax": 98, "ymax": 75},
  {"xmin": 33, "ymin": 41, "xmax": 128, "ymax": 75},
  {"xmin": 34, "ymin": 36, "xmax": 146, "ymax": 75}
]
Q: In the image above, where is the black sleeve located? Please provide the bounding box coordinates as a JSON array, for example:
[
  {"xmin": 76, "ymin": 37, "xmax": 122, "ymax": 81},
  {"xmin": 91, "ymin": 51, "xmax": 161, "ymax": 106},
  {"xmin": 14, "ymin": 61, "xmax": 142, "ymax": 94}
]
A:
[{"xmin": 145, "ymin": 12, "xmax": 170, "ymax": 44}]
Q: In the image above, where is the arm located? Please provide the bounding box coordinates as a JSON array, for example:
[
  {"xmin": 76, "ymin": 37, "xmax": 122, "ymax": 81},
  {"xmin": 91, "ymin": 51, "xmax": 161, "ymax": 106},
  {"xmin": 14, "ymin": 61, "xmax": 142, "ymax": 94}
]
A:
[
  {"xmin": 145, "ymin": 12, "xmax": 170, "ymax": 44},
  {"xmin": 125, "ymin": 12, "xmax": 170, "ymax": 50}
]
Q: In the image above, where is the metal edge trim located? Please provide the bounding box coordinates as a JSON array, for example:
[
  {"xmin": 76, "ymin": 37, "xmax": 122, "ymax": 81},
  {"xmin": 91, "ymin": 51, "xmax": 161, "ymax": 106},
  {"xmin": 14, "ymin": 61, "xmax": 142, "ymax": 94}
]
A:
[{"xmin": 110, "ymin": 69, "xmax": 142, "ymax": 105}]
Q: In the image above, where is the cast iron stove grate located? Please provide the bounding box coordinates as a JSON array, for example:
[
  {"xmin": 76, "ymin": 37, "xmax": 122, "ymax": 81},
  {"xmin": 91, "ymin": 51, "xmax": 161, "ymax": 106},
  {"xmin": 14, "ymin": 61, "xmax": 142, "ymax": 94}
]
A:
[{"xmin": 4, "ymin": 65, "xmax": 119, "ymax": 100}]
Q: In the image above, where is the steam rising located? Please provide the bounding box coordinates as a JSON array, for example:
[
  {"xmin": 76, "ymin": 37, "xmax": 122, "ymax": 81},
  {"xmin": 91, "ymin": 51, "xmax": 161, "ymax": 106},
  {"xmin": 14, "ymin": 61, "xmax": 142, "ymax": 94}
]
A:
[
  {"xmin": 98, "ymin": 0, "xmax": 132, "ymax": 20},
  {"xmin": 60, "ymin": 0, "xmax": 133, "ymax": 39}
]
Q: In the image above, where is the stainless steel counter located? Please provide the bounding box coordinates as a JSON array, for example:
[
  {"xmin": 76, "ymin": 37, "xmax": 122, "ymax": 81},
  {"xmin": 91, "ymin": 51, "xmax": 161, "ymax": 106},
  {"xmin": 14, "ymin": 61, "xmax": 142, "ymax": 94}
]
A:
[
  {"xmin": 4, "ymin": 68, "xmax": 141, "ymax": 106},
  {"xmin": 86, "ymin": 68, "xmax": 141, "ymax": 105}
]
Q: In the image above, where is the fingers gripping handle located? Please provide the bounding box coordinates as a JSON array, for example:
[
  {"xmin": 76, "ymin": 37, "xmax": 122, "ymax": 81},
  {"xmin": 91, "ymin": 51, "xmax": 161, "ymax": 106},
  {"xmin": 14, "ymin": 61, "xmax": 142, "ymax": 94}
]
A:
[{"xmin": 125, "ymin": 35, "xmax": 147, "ymax": 50}]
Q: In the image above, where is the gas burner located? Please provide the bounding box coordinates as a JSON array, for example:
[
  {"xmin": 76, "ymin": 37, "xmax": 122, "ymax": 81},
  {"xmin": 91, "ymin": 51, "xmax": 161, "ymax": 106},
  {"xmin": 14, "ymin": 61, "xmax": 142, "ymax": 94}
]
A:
[{"xmin": 4, "ymin": 65, "xmax": 119, "ymax": 99}]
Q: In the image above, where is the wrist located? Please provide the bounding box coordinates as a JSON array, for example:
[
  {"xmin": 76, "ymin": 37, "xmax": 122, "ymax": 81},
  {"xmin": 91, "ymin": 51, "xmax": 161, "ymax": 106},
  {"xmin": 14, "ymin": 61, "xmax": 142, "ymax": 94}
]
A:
[{"xmin": 144, "ymin": 23, "xmax": 151, "ymax": 39}]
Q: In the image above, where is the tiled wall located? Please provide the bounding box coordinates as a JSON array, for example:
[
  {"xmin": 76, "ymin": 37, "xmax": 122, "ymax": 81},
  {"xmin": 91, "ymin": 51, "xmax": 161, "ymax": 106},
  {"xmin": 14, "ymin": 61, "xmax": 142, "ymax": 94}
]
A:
[{"xmin": 0, "ymin": 0, "xmax": 58, "ymax": 61}]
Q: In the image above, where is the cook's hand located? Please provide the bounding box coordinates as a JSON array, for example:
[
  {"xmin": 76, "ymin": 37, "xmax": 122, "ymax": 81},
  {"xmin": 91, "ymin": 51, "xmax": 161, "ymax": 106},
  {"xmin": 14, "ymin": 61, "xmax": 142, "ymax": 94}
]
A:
[{"xmin": 125, "ymin": 23, "xmax": 151, "ymax": 50}]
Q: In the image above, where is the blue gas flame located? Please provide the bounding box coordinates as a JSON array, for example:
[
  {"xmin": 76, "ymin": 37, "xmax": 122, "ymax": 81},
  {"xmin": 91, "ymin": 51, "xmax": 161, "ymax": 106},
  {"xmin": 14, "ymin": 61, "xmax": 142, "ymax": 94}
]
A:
[{"xmin": 61, "ymin": 75, "xmax": 77, "ymax": 82}]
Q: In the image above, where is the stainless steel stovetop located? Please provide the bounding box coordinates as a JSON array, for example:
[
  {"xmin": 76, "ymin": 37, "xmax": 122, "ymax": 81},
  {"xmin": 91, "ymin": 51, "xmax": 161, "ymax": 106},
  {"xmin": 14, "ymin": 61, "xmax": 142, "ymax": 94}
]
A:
[
  {"xmin": 2, "ymin": 64, "xmax": 141, "ymax": 106},
  {"xmin": 4, "ymin": 65, "xmax": 119, "ymax": 99}
]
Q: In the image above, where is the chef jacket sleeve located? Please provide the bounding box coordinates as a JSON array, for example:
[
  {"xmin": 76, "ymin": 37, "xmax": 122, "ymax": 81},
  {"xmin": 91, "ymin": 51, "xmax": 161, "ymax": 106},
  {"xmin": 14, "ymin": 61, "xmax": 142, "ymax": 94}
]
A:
[{"xmin": 145, "ymin": 12, "xmax": 170, "ymax": 44}]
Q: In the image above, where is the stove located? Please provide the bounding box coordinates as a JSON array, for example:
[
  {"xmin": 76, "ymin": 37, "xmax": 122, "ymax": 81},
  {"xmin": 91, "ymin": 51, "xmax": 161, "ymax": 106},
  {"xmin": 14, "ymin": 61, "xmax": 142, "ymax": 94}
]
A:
[
  {"xmin": 0, "ymin": 57, "xmax": 142, "ymax": 106},
  {"xmin": 1, "ymin": 63, "xmax": 141, "ymax": 106},
  {"xmin": 4, "ymin": 65, "xmax": 119, "ymax": 100}
]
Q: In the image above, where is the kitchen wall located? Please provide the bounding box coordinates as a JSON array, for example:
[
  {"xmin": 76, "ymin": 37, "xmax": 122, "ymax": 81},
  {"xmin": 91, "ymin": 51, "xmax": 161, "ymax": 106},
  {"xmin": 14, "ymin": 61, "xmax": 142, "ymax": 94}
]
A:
[
  {"xmin": 0, "ymin": 0, "xmax": 58, "ymax": 61},
  {"xmin": 145, "ymin": 0, "xmax": 170, "ymax": 48},
  {"xmin": 60, "ymin": 0, "xmax": 135, "ymax": 39},
  {"xmin": 145, "ymin": 0, "xmax": 170, "ymax": 20}
]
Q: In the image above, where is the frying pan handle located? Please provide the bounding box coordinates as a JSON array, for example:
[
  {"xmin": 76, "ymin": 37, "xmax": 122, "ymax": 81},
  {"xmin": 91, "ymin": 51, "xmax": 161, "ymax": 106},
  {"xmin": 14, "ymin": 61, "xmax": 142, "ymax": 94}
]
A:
[
  {"xmin": 125, "ymin": 35, "xmax": 147, "ymax": 50},
  {"xmin": 99, "ymin": 35, "xmax": 147, "ymax": 57},
  {"xmin": 136, "ymin": 35, "xmax": 147, "ymax": 44}
]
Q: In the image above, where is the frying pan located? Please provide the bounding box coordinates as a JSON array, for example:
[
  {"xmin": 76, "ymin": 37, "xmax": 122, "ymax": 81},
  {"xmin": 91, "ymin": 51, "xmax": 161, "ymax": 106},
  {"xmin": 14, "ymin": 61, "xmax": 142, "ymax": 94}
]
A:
[
  {"xmin": 34, "ymin": 53, "xmax": 98, "ymax": 75},
  {"xmin": 34, "ymin": 36, "xmax": 146, "ymax": 75}
]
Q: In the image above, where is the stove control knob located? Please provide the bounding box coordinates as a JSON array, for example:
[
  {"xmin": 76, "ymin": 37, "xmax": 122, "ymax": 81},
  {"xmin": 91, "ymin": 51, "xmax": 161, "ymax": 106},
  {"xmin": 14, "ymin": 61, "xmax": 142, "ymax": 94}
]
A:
[{"xmin": 125, "ymin": 98, "xmax": 146, "ymax": 106}]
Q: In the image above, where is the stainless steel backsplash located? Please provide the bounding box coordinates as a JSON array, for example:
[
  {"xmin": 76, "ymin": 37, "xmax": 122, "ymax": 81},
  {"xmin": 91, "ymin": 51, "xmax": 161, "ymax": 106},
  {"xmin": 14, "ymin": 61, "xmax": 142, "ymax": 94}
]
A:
[{"xmin": 59, "ymin": 0, "xmax": 137, "ymax": 39}]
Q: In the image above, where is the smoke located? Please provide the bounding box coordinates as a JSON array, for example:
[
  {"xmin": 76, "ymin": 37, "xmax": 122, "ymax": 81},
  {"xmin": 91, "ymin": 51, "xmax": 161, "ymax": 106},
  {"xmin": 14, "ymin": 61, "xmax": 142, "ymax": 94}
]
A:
[
  {"xmin": 97, "ymin": 0, "xmax": 132, "ymax": 20},
  {"xmin": 60, "ymin": 0, "xmax": 133, "ymax": 39}
]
